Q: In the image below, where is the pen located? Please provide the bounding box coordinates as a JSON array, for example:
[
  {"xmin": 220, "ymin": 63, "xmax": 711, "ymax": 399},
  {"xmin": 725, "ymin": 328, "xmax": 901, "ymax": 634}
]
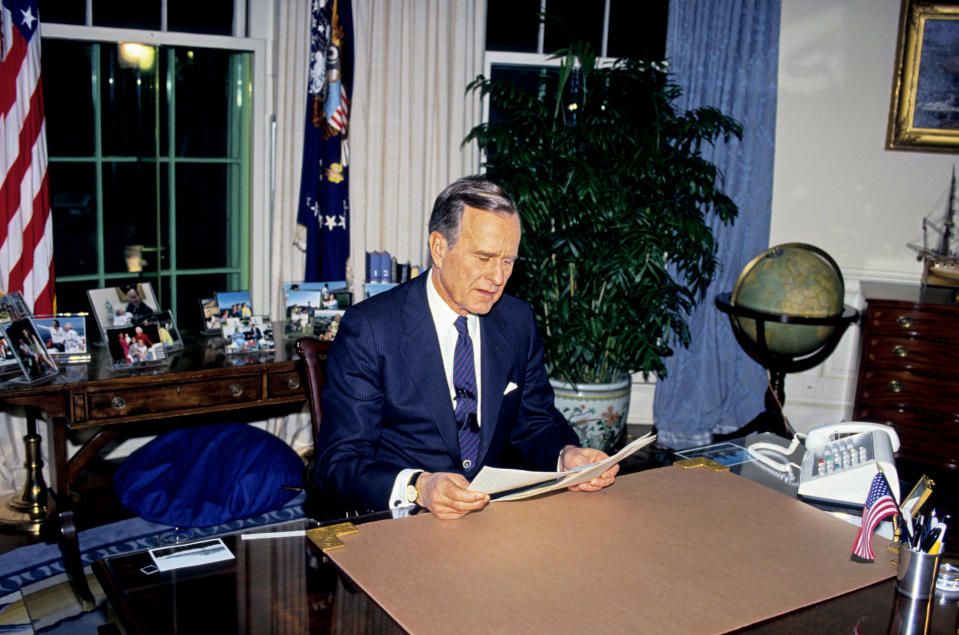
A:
[
  {"xmin": 920, "ymin": 527, "xmax": 942, "ymax": 553},
  {"xmin": 929, "ymin": 523, "xmax": 948, "ymax": 555}
]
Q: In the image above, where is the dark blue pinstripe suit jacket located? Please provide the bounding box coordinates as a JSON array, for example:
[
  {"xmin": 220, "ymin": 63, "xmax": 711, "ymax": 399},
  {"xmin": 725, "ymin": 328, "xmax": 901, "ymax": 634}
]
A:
[{"xmin": 313, "ymin": 271, "xmax": 578, "ymax": 511}]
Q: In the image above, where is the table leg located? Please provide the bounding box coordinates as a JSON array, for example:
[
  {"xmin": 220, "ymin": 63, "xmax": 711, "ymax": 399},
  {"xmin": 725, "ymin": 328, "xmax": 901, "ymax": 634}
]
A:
[{"xmin": 50, "ymin": 415, "xmax": 96, "ymax": 611}]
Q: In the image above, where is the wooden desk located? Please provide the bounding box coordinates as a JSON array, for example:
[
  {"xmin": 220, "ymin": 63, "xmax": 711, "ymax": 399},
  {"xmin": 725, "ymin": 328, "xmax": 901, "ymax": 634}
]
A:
[
  {"xmin": 0, "ymin": 331, "xmax": 328, "ymax": 608},
  {"xmin": 92, "ymin": 514, "xmax": 958, "ymax": 634}
]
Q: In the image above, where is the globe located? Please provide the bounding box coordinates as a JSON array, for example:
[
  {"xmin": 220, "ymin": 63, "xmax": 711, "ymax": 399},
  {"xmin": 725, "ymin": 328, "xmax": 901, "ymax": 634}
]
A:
[{"xmin": 730, "ymin": 243, "xmax": 845, "ymax": 356}]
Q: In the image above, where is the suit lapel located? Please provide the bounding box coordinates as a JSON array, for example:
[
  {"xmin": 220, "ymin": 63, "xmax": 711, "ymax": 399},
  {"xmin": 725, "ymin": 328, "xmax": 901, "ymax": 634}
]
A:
[
  {"xmin": 478, "ymin": 309, "xmax": 510, "ymax": 467},
  {"xmin": 399, "ymin": 275, "xmax": 461, "ymax": 460}
]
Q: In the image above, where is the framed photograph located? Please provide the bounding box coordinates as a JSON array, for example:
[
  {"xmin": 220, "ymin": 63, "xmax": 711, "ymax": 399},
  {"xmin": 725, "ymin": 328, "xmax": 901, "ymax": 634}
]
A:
[
  {"xmin": 199, "ymin": 297, "xmax": 222, "ymax": 333},
  {"xmin": 0, "ymin": 291, "xmax": 31, "ymax": 322},
  {"xmin": 0, "ymin": 330, "xmax": 20, "ymax": 375},
  {"xmin": 31, "ymin": 314, "xmax": 90, "ymax": 362},
  {"xmin": 87, "ymin": 283, "xmax": 160, "ymax": 342},
  {"xmin": 1, "ymin": 318, "xmax": 58, "ymax": 382},
  {"xmin": 887, "ymin": 1, "xmax": 959, "ymax": 151},
  {"xmin": 105, "ymin": 324, "xmax": 167, "ymax": 368},
  {"xmin": 284, "ymin": 289, "xmax": 323, "ymax": 336},
  {"xmin": 222, "ymin": 315, "xmax": 273, "ymax": 354},
  {"xmin": 312, "ymin": 309, "xmax": 344, "ymax": 341},
  {"xmin": 283, "ymin": 280, "xmax": 351, "ymax": 310},
  {"xmin": 133, "ymin": 310, "xmax": 183, "ymax": 352},
  {"xmin": 214, "ymin": 290, "xmax": 254, "ymax": 320}
]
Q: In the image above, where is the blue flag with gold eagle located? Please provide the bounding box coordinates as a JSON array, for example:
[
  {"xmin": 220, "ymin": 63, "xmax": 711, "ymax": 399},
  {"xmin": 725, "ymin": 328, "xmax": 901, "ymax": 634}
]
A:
[{"xmin": 295, "ymin": 0, "xmax": 352, "ymax": 281}]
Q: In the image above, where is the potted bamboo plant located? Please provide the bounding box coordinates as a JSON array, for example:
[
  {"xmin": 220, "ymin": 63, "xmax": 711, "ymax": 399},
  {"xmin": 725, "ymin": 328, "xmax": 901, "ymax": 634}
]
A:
[{"xmin": 465, "ymin": 44, "xmax": 742, "ymax": 450}]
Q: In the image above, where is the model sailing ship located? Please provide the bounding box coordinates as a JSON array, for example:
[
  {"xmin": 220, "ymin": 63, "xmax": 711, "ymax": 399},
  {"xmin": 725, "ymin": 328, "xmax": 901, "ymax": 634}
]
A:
[{"xmin": 908, "ymin": 167, "xmax": 959, "ymax": 287}]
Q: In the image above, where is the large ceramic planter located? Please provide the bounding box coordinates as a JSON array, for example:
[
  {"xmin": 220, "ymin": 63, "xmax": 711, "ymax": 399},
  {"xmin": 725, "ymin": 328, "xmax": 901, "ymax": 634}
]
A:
[{"xmin": 550, "ymin": 376, "xmax": 631, "ymax": 453}]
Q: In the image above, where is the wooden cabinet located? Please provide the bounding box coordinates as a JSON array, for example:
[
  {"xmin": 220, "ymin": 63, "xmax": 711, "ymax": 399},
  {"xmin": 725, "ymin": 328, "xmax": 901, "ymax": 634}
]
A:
[{"xmin": 853, "ymin": 282, "xmax": 959, "ymax": 470}]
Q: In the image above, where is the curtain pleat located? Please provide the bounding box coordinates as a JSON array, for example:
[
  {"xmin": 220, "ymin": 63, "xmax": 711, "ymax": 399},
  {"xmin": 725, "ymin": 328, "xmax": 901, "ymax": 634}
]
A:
[
  {"xmin": 653, "ymin": 0, "xmax": 782, "ymax": 448},
  {"xmin": 350, "ymin": 0, "xmax": 485, "ymax": 292}
]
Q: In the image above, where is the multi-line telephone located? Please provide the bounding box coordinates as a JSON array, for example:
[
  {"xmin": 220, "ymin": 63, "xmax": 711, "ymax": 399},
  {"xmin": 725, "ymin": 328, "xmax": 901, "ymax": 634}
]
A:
[{"xmin": 747, "ymin": 422, "xmax": 900, "ymax": 507}]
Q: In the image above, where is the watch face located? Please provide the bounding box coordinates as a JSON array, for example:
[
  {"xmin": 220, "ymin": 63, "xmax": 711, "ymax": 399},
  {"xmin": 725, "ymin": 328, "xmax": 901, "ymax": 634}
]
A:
[{"xmin": 405, "ymin": 484, "xmax": 417, "ymax": 503}]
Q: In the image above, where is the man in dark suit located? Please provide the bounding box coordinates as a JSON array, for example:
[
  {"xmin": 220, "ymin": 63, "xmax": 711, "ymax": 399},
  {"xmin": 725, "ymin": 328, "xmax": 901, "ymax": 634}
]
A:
[{"xmin": 314, "ymin": 177, "xmax": 617, "ymax": 519}]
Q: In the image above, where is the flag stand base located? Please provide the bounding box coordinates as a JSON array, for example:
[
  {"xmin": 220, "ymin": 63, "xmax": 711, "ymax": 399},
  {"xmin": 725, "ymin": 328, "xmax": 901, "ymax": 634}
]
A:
[{"xmin": 0, "ymin": 422, "xmax": 51, "ymax": 534}]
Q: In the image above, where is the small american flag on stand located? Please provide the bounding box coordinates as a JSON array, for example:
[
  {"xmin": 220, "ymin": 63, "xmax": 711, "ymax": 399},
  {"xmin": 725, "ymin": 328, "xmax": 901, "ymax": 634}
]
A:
[{"xmin": 851, "ymin": 470, "xmax": 899, "ymax": 561}]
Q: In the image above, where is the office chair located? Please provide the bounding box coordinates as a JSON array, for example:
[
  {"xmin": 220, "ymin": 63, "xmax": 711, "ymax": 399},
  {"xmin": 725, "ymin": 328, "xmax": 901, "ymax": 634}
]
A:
[
  {"xmin": 295, "ymin": 336, "xmax": 364, "ymax": 519},
  {"xmin": 295, "ymin": 337, "xmax": 332, "ymax": 518}
]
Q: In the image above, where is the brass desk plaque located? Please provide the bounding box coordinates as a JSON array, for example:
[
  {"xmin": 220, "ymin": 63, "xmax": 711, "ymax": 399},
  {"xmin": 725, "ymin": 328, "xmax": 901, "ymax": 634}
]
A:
[
  {"xmin": 306, "ymin": 522, "xmax": 358, "ymax": 552},
  {"xmin": 674, "ymin": 457, "xmax": 729, "ymax": 472}
]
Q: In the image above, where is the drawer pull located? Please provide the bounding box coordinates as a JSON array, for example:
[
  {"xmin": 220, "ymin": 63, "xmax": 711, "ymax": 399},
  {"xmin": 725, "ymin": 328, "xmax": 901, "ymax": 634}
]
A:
[
  {"xmin": 892, "ymin": 344, "xmax": 909, "ymax": 358},
  {"xmin": 229, "ymin": 383, "xmax": 243, "ymax": 397},
  {"xmin": 286, "ymin": 377, "xmax": 300, "ymax": 390},
  {"xmin": 111, "ymin": 396, "xmax": 126, "ymax": 411},
  {"xmin": 896, "ymin": 315, "xmax": 913, "ymax": 328},
  {"xmin": 887, "ymin": 380, "xmax": 903, "ymax": 393}
]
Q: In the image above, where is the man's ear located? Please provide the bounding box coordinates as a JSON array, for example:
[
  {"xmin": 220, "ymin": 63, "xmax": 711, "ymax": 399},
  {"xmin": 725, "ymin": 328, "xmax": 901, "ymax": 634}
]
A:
[{"xmin": 428, "ymin": 231, "xmax": 447, "ymax": 269}]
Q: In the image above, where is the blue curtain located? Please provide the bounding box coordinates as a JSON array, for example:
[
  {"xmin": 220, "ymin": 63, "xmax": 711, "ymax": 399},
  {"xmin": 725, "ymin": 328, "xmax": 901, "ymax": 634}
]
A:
[{"xmin": 653, "ymin": 0, "xmax": 781, "ymax": 448}]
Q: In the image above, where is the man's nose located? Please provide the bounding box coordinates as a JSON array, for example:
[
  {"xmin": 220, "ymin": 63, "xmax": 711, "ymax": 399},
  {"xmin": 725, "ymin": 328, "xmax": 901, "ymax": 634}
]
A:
[{"xmin": 486, "ymin": 261, "xmax": 507, "ymax": 285}]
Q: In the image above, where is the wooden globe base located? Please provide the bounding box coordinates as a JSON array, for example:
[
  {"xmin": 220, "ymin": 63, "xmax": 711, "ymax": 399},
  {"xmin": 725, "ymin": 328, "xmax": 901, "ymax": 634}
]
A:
[{"xmin": 714, "ymin": 293, "xmax": 859, "ymax": 439}]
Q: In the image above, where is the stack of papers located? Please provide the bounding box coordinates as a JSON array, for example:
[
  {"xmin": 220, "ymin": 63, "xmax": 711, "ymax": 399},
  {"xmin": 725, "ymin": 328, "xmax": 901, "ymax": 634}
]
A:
[{"xmin": 468, "ymin": 432, "xmax": 657, "ymax": 501}]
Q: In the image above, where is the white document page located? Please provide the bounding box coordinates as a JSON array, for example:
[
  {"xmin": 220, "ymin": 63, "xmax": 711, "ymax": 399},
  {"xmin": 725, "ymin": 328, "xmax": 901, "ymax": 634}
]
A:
[{"xmin": 468, "ymin": 432, "xmax": 657, "ymax": 501}]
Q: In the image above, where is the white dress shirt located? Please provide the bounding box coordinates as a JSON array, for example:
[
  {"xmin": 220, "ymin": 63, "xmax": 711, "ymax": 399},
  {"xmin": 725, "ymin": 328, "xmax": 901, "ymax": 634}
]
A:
[{"xmin": 389, "ymin": 269, "xmax": 482, "ymax": 511}]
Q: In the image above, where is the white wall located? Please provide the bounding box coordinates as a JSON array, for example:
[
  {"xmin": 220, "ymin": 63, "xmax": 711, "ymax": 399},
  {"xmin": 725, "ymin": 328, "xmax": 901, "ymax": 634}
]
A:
[{"xmin": 772, "ymin": 0, "xmax": 956, "ymax": 433}]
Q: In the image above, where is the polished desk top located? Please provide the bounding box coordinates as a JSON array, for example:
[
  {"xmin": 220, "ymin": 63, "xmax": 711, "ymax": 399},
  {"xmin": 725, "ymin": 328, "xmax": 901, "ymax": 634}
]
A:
[{"xmin": 93, "ymin": 436, "xmax": 959, "ymax": 634}]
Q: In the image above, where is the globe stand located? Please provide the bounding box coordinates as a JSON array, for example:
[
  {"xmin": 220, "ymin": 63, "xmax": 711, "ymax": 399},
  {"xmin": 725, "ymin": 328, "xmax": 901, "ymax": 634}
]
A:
[{"xmin": 713, "ymin": 293, "xmax": 859, "ymax": 440}]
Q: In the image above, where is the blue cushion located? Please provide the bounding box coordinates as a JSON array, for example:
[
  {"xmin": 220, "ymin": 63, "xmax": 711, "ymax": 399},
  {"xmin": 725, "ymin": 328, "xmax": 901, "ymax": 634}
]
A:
[{"xmin": 113, "ymin": 423, "xmax": 304, "ymax": 527}]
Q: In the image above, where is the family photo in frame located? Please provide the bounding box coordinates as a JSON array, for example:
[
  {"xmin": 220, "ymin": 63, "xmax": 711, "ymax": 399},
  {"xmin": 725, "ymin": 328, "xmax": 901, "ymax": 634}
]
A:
[
  {"xmin": 32, "ymin": 314, "xmax": 89, "ymax": 360},
  {"xmin": 1, "ymin": 318, "xmax": 58, "ymax": 383},
  {"xmin": 105, "ymin": 323, "xmax": 168, "ymax": 368},
  {"xmin": 222, "ymin": 315, "xmax": 273, "ymax": 354},
  {"xmin": 88, "ymin": 283, "xmax": 160, "ymax": 342}
]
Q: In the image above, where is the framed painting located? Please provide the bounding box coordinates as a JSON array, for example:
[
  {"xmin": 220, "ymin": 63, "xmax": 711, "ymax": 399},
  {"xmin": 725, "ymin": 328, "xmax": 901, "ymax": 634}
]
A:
[{"xmin": 887, "ymin": 0, "xmax": 959, "ymax": 152}]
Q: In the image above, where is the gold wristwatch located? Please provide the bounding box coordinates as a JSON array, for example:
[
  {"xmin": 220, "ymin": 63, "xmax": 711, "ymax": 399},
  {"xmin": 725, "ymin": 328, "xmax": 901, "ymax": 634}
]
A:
[{"xmin": 405, "ymin": 471, "xmax": 423, "ymax": 505}]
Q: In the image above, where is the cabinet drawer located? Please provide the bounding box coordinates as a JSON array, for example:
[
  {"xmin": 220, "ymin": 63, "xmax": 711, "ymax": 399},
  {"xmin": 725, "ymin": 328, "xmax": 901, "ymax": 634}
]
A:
[
  {"xmin": 86, "ymin": 376, "xmax": 263, "ymax": 420},
  {"xmin": 852, "ymin": 406, "xmax": 959, "ymax": 469},
  {"xmin": 267, "ymin": 370, "xmax": 305, "ymax": 397},
  {"xmin": 862, "ymin": 335, "xmax": 959, "ymax": 375},
  {"xmin": 866, "ymin": 306, "xmax": 959, "ymax": 343},
  {"xmin": 857, "ymin": 370, "xmax": 959, "ymax": 416}
]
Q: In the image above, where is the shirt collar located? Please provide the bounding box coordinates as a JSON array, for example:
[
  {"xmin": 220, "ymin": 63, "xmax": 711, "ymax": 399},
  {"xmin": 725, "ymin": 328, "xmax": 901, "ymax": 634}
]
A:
[{"xmin": 426, "ymin": 268, "xmax": 477, "ymax": 335}]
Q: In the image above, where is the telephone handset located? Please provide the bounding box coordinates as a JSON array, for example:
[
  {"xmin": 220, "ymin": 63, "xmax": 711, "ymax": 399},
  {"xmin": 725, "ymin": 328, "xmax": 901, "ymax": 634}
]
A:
[{"xmin": 796, "ymin": 422, "xmax": 900, "ymax": 507}]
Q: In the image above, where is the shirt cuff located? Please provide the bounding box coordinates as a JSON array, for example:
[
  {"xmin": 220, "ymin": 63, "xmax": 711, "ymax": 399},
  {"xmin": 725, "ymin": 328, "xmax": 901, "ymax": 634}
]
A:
[{"xmin": 389, "ymin": 468, "xmax": 420, "ymax": 512}]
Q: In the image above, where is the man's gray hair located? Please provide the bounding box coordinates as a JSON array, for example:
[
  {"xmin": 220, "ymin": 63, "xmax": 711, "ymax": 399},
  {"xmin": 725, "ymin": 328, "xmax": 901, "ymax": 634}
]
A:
[{"xmin": 428, "ymin": 176, "xmax": 519, "ymax": 249}]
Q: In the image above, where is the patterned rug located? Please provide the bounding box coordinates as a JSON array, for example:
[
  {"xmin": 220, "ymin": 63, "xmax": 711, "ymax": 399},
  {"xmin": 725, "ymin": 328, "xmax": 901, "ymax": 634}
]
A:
[{"xmin": 0, "ymin": 492, "xmax": 306, "ymax": 633}]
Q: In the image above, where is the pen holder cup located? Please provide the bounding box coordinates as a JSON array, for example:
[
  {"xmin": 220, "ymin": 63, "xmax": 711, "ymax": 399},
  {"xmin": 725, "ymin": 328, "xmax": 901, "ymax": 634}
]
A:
[{"xmin": 896, "ymin": 547, "xmax": 943, "ymax": 600}]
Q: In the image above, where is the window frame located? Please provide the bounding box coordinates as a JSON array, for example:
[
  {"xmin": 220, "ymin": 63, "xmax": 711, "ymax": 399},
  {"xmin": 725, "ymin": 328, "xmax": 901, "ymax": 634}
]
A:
[{"xmin": 41, "ymin": 23, "xmax": 269, "ymax": 321}]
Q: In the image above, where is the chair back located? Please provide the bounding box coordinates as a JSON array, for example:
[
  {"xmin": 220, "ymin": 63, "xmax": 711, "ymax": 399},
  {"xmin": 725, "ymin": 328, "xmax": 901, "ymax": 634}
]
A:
[{"xmin": 296, "ymin": 337, "xmax": 330, "ymax": 447}]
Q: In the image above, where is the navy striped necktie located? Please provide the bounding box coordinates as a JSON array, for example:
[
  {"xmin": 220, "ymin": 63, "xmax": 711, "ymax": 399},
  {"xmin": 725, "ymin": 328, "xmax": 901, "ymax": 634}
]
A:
[{"xmin": 453, "ymin": 316, "xmax": 480, "ymax": 472}]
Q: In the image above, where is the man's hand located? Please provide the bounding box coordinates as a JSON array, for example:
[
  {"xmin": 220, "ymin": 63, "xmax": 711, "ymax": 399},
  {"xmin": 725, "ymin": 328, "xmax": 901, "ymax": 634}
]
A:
[
  {"xmin": 560, "ymin": 445, "xmax": 619, "ymax": 492},
  {"xmin": 416, "ymin": 472, "xmax": 489, "ymax": 520}
]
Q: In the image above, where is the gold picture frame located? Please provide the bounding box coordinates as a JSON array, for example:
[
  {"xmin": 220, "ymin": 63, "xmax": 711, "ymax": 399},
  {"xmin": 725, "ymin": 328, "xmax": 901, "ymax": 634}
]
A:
[{"xmin": 886, "ymin": 0, "xmax": 959, "ymax": 152}]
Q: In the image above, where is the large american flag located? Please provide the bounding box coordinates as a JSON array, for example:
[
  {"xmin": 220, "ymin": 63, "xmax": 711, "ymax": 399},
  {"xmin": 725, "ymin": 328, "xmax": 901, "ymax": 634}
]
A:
[
  {"xmin": 852, "ymin": 470, "xmax": 899, "ymax": 561},
  {"xmin": 0, "ymin": 0, "xmax": 54, "ymax": 315}
]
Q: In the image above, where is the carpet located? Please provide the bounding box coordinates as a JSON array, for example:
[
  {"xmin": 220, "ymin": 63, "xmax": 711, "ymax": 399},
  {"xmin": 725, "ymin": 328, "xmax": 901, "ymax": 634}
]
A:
[{"xmin": 0, "ymin": 492, "xmax": 307, "ymax": 633}]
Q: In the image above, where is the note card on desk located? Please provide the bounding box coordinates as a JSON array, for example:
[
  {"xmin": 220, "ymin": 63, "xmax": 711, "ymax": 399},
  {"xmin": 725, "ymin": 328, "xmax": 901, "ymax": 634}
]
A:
[{"xmin": 149, "ymin": 538, "xmax": 233, "ymax": 572}]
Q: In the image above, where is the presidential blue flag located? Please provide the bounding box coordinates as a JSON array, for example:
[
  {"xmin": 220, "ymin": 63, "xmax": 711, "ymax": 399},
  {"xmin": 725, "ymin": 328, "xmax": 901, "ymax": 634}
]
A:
[{"xmin": 294, "ymin": 0, "xmax": 352, "ymax": 282}]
